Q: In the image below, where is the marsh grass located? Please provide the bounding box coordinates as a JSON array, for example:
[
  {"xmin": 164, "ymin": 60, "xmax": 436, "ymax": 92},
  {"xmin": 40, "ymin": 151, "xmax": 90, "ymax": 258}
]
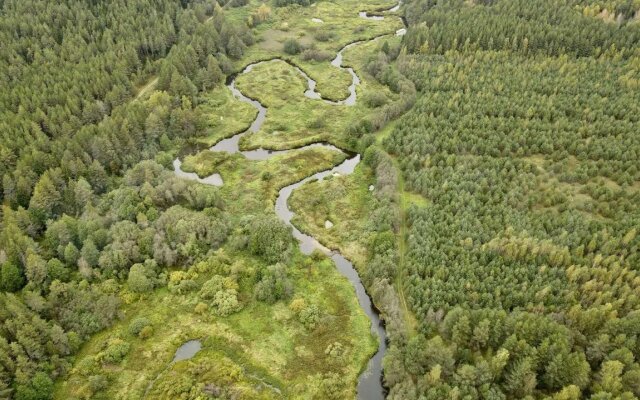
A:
[
  {"xmin": 227, "ymin": 0, "xmax": 402, "ymax": 100},
  {"xmin": 196, "ymin": 86, "xmax": 258, "ymax": 147}
]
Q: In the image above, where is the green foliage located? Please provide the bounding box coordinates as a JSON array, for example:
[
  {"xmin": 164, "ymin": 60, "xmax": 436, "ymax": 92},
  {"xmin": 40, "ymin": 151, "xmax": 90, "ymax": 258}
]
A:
[
  {"xmin": 403, "ymin": 0, "xmax": 640, "ymax": 58},
  {"xmin": 128, "ymin": 317, "xmax": 152, "ymax": 337},
  {"xmin": 298, "ymin": 303, "xmax": 321, "ymax": 329},
  {"xmin": 254, "ymin": 263, "xmax": 293, "ymax": 303},
  {"xmin": 283, "ymin": 38, "xmax": 303, "ymax": 55},
  {"xmin": 0, "ymin": 262, "xmax": 24, "ymax": 292},
  {"xmin": 15, "ymin": 372, "xmax": 53, "ymax": 400},
  {"xmin": 97, "ymin": 339, "xmax": 130, "ymax": 365},
  {"xmin": 244, "ymin": 215, "xmax": 293, "ymax": 264},
  {"xmin": 274, "ymin": 0, "xmax": 314, "ymax": 7},
  {"xmin": 127, "ymin": 263, "xmax": 154, "ymax": 293},
  {"xmin": 211, "ymin": 289, "xmax": 242, "ymax": 316},
  {"xmin": 0, "ymin": 1, "xmax": 241, "ymax": 391}
]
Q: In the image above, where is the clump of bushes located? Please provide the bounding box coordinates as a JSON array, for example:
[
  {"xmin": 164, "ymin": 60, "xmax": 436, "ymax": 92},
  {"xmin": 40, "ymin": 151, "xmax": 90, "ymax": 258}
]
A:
[
  {"xmin": 313, "ymin": 31, "xmax": 335, "ymax": 42},
  {"xmin": 254, "ymin": 263, "xmax": 293, "ymax": 303},
  {"xmin": 283, "ymin": 38, "xmax": 302, "ymax": 55},
  {"xmin": 363, "ymin": 91, "xmax": 388, "ymax": 108},
  {"xmin": 301, "ymin": 48, "xmax": 333, "ymax": 62},
  {"xmin": 199, "ymin": 275, "xmax": 242, "ymax": 316},
  {"xmin": 289, "ymin": 298, "xmax": 322, "ymax": 329},
  {"xmin": 97, "ymin": 338, "xmax": 130, "ymax": 365},
  {"xmin": 128, "ymin": 317, "xmax": 151, "ymax": 337}
]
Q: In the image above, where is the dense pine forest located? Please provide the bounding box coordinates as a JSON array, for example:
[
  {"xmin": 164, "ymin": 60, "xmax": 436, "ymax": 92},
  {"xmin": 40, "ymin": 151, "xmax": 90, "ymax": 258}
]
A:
[
  {"xmin": 1, "ymin": 0, "xmax": 640, "ymax": 399},
  {"xmin": 379, "ymin": 0, "xmax": 640, "ymax": 398}
]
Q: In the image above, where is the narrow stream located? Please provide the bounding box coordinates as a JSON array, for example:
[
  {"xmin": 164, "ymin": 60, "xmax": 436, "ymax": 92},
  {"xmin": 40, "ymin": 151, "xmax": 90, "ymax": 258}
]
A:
[{"xmin": 172, "ymin": 2, "xmax": 406, "ymax": 398}]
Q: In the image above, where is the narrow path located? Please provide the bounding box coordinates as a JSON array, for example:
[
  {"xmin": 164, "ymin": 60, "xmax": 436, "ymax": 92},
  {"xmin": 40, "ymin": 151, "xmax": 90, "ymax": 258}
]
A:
[
  {"xmin": 392, "ymin": 156, "xmax": 418, "ymax": 334},
  {"xmin": 135, "ymin": 77, "xmax": 158, "ymax": 100}
]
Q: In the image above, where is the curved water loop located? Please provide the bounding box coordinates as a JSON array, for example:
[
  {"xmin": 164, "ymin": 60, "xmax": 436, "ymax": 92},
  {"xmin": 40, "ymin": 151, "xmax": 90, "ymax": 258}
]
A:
[{"xmin": 173, "ymin": 2, "xmax": 407, "ymax": 398}]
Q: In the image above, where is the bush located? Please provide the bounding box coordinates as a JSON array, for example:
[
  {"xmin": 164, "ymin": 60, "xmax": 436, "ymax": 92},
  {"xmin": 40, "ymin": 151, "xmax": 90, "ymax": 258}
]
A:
[
  {"xmin": 313, "ymin": 31, "xmax": 334, "ymax": 42},
  {"xmin": 128, "ymin": 264, "xmax": 153, "ymax": 293},
  {"xmin": 283, "ymin": 39, "xmax": 302, "ymax": 55},
  {"xmin": 98, "ymin": 339, "xmax": 130, "ymax": 364},
  {"xmin": 199, "ymin": 275, "xmax": 225, "ymax": 299},
  {"xmin": 211, "ymin": 289, "xmax": 241, "ymax": 316},
  {"xmin": 194, "ymin": 302, "xmax": 208, "ymax": 314},
  {"xmin": 88, "ymin": 375, "xmax": 108, "ymax": 392},
  {"xmin": 298, "ymin": 303, "xmax": 321, "ymax": 329},
  {"xmin": 301, "ymin": 49, "xmax": 333, "ymax": 62},
  {"xmin": 128, "ymin": 317, "xmax": 151, "ymax": 336},
  {"xmin": 245, "ymin": 215, "xmax": 293, "ymax": 263},
  {"xmin": 254, "ymin": 263, "xmax": 293, "ymax": 304},
  {"xmin": 307, "ymin": 116, "xmax": 326, "ymax": 129},
  {"xmin": 274, "ymin": 0, "xmax": 312, "ymax": 6},
  {"xmin": 139, "ymin": 326, "xmax": 154, "ymax": 339},
  {"xmin": 363, "ymin": 91, "xmax": 388, "ymax": 108}
]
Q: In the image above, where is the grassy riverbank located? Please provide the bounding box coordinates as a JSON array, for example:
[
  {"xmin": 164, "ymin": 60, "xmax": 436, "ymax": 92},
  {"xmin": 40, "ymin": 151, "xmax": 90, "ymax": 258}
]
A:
[{"xmin": 196, "ymin": 87, "xmax": 258, "ymax": 147}]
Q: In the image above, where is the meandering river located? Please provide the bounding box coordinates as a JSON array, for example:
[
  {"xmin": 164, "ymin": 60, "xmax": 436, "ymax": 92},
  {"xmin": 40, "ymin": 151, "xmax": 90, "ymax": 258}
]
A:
[{"xmin": 173, "ymin": 3, "xmax": 406, "ymax": 398}]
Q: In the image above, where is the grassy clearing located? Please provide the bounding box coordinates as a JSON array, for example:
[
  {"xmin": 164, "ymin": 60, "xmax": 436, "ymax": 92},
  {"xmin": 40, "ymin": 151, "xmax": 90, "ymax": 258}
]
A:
[
  {"xmin": 227, "ymin": 0, "xmax": 403, "ymax": 100},
  {"xmin": 196, "ymin": 86, "xmax": 258, "ymax": 147},
  {"xmin": 180, "ymin": 145, "xmax": 347, "ymax": 217},
  {"xmin": 234, "ymin": 59, "xmax": 395, "ymax": 151},
  {"xmin": 134, "ymin": 76, "xmax": 158, "ymax": 101},
  {"xmin": 289, "ymin": 165, "xmax": 375, "ymax": 269},
  {"xmin": 234, "ymin": 61, "xmax": 355, "ymax": 149},
  {"xmin": 54, "ymin": 250, "xmax": 375, "ymax": 400},
  {"xmin": 182, "ymin": 150, "xmax": 232, "ymax": 177}
]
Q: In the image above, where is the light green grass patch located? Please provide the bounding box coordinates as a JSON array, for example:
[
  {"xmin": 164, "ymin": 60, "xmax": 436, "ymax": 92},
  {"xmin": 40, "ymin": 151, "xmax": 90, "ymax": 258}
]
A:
[
  {"xmin": 196, "ymin": 86, "xmax": 258, "ymax": 147},
  {"xmin": 217, "ymin": 145, "xmax": 348, "ymax": 212},
  {"xmin": 234, "ymin": 60, "xmax": 369, "ymax": 151},
  {"xmin": 289, "ymin": 164, "xmax": 375, "ymax": 268}
]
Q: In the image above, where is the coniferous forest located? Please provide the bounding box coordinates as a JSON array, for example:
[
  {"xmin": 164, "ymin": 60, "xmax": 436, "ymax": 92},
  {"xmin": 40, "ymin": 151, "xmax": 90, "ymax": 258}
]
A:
[{"xmin": 1, "ymin": 0, "xmax": 639, "ymax": 399}]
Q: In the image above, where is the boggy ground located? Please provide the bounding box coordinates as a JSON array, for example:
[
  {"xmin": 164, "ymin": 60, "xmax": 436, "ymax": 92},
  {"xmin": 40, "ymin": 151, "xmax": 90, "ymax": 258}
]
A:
[{"xmin": 225, "ymin": 0, "xmax": 403, "ymax": 100}]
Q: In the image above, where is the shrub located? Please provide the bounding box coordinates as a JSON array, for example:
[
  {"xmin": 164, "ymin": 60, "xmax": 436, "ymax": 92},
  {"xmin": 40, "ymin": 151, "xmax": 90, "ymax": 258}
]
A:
[
  {"xmin": 194, "ymin": 302, "xmax": 208, "ymax": 314},
  {"xmin": 98, "ymin": 339, "xmax": 130, "ymax": 364},
  {"xmin": 245, "ymin": 215, "xmax": 292, "ymax": 263},
  {"xmin": 313, "ymin": 31, "xmax": 334, "ymax": 42},
  {"xmin": 307, "ymin": 116, "xmax": 326, "ymax": 129},
  {"xmin": 211, "ymin": 289, "xmax": 241, "ymax": 316},
  {"xmin": 139, "ymin": 326, "xmax": 154, "ymax": 339},
  {"xmin": 128, "ymin": 317, "xmax": 151, "ymax": 336},
  {"xmin": 283, "ymin": 39, "xmax": 302, "ymax": 55},
  {"xmin": 363, "ymin": 91, "xmax": 388, "ymax": 108},
  {"xmin": 254, "ymin": 263, "xmax": 293, "ymax": 304},
  {"xmin": 199, "ymin": 275, "xmax": 225, "ymax": 299},
  {"xmin": 298, "ymin": 304, "xmax": 321, "ymax": 329},
  {"xmin": 88, "ymin": 375, "xmax": 108, "ymax": 392},
  {"xmin": 301, "ymin": 49, "xmax": 333, "ymax": 62}
]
